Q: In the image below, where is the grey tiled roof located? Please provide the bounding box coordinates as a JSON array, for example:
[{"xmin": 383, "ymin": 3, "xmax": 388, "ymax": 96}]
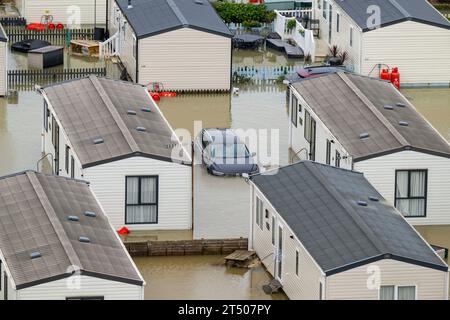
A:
[
  {"xmin": 0, "ymin": 171, "xmax": 143, "ymax": 289},
  {"xmin": 116, "ymin": 0, "xmax": 233, "ymax": 38},
  {"xmin": 42, "ymin": 76, "xmax": 191, "ymax": 168},
  {"xmin": 251, "ymin": 161, "xmax": 448, "ymax": 275},
  {"xmin": 335, "ymin": 0, "xmax": 450, "ymax": 32},
  {"xmin": 291, "ymin": 73, "xmax": 450, "ymax": 161}
]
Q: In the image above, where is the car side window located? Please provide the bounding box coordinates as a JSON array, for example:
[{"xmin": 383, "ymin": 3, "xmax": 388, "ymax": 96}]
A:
[{"xmin": 202, "ymin": 131, "xmax": 209, "ymax": 148}]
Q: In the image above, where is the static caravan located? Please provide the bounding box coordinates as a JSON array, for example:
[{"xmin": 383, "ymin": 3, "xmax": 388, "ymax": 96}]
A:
[
  {"xmin": 315, "ymin": 0, "xmax": 450, "ymax": 86},
  {"xmin": 0, "ymin": 171, "xmax": 144, "ymax": 300},
  {"xmin": 40, "ymin": 76, "xmax": 192, "ymax": 231},
  {"xmin": 0, "ymin": 24, "xmax": 7, "ymax": 96},
  {"xmin": 288, "ymin": 72, "xmax": 450, "ymax": 226},
  {"xmin": 249, "ymin": 161, "xmax": 449, "ymax": 300},
  {"xmin": 15, "ymin": 0, "xmax": 107, "ymax": 25},
  {"xmin": 107, "ymin": 0, "xmax": 233, "ymax": 91}
]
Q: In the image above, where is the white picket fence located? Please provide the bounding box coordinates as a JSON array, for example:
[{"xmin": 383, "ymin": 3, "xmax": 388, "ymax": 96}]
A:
[
  {"xmin": 273, "ymin": 9, "xmax": 316, "ymax": 60},
  {"xmin": 233, "ymin": 65, "xmax": 300, "ymax": 80},
  {"xmin": 226, "ymin": 22, "xmax": 274, "ymax": 35}
]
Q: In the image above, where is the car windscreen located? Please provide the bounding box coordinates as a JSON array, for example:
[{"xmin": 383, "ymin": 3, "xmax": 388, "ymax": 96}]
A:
[{"xmin": 210, "ymin": 143, "xmax": 250, "ymax": 159}]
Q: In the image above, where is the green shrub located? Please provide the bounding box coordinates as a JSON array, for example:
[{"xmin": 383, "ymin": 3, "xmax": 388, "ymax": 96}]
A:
[
  {"xmin": 242, "ymin": 20, "xmax": 262, "ymax": 28},
  {"xmin": 286, "ymin": 19, "xmax": 296, "ymax": 30},
  {"xmin": 213, "ymin": 1, "xmax": 276, "ymax": 24}
]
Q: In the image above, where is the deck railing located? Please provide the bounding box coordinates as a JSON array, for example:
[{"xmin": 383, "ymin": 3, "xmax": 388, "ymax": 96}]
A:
[
  {"xmin": 233, "ymin": 65, "xmax": 300, "ymax": 81},
  {"xmin": 273, "ymin": 10, "xmax": 316, "ymax": 60},
  {"xmin": 99, "ymin": 31, "xmax": 120, "ymax": 58},
  {"xmin": 5, "ymin": 27, "xmax": 94, "ymax": 45}
]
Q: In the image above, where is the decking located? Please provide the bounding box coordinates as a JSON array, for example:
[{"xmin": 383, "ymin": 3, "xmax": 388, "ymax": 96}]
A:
[{"xmin": 266, "ymin": 38, "xmax": 304, "ymax": 59}]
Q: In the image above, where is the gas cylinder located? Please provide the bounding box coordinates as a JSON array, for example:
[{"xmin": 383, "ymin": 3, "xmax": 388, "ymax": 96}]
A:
[
  {"xmin": 391, "ymin": 67, "xmax": 400, "ymax": 90},
  {"xmin": 380, "ymin": 68, "xmax": 391, "ymax": 82}
]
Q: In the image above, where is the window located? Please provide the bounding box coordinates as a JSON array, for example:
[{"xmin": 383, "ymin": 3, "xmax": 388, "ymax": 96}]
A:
[
  {"xmin": 318, "ymin": 0, "xmax": 321, "ymax": 10},
  {"xmin": 70, "ymin": 156, "xmax": 75, "ymax": 179},
  {"xmin": 395, "ymin": 170, "xmax": 427, "ymax": 217},
  {"xmin": 271, "ymin": 216, "xmax": 275, "ymax": 245},
  {"xmin": 295, "ymin": 250, "xmax": 300, "ymax": 276},
  {"xmin": 380, "ymin": 285, "xmax": 416, "ymax": 300},
  {"xmin": 379, "ymin": 285, "xmax": 395, "ymax": 300},
  {"xmin": 322, "ymin": 0, "xmax": 327, "ymax": 19},
  {"xmin": 335, "ymin": 150, "xmax": 340, "ymax": 167},
  {"xmin": 51, "ymin": 116, "xmax": 59, "ymax": 149},
  {"xmin": 125, "ymin": 176, "xmax": 158, "ymax": 224},
  {"xmin": 336, "ymin": 13, "xmax": 340, "ymax": 32},
  {"xmin": 319, "ymin": 282, "xmax": 323, "ymax": 300},
  {"xmin": 255, "ymin": 197, "xmax": 264, "ymax": 230},
  {"xmin": 326, "ymin": 139, "xmax": 331, "ymax": 165},
  {"xmin": 66, "ymin": 296, "xmax": 105, "ymax": 300},
  {"xmin": 0, "ymin": 260, "xmax": 2, "ymax": 292},
  {"xmin": 65, "ymin": 145, "xmax": 70, "ymax": 173},
  {"xmin": 132, "ymin": 35, "xmax": 137, "ymax": 59},
  {"xmin": 291, "ymin": 95, "xmax": 298, "ymax": 127},
  {"xmin": 4, "ymin": 272, "xmax": 7, "ymax": 300},
  {"xmin": 350, "ymin": 27, "xmax": 353, "ymax": 47},
  {"xmin": 44, "ymin": 102, "xmax": 49, "ymax": 132},
  {"xmin": 304, "ymin": 110, "xmax": 312, "ymax": 142}
]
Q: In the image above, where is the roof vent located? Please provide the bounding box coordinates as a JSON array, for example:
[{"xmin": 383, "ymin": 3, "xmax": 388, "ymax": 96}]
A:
[
  {"xmin": 127, "ymin": 0, "xmax": 133, "ymax": 9},
  {"xmin": 369, "ymin": 196, "xmax": 379, "ymax": 202},
  {"xmin": 396, "ymin": 103, "xmax": 406, "ymax": 108},
  {"xmin": 141, "ymin": 107, "xmax": 152, "ymax": 113},
  {"xmin": 93, "ymin": 137, "xmax": 104, "ymax": 145},
  {"xmin": 79, "ymin": 236, "xmax": 90, "ymax": 243},
  {"xmin": 383, "ymin": 105, "xmax": 394, "ymax": 110},
  {"xmin": 399, "ymin": 121, "xmax": 409, "ymax": 127},
  {"xmin": 127, "ymin": 110, "xmax": 137, "ymax": 115},
  {"xmin": 357, "ymin": 200, "xmax": 368, "ymax": 207},
  {"xmin": 195, "ymin": 0, "xmax": 203, "ymax": 4},
  {"xmin": 68, "ymin": 215, "xmax": 80, "ymax": 222},
  {"xmin": 136, "ymin": 126, "xmax": 146, "ymax": 132},
  {"xmin": 359, "ymin": 132, "xmax": 370, "ymax": 139},
  {"xmin": 84, "ymin": 211, "xmax": 96, "ymax": 218},
  {"xmin": 30, "ymin": 251, "xmax": 42, "ymax": 259}
]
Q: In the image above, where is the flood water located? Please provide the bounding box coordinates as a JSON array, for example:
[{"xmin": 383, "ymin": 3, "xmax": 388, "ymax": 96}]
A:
[
  {"xmin": 1, "ymin": 44, "xmax": 450, "ymax": 299},
  {"xmin": 134, "ymin": 255, "xmax": 287, "ymax": 300}
]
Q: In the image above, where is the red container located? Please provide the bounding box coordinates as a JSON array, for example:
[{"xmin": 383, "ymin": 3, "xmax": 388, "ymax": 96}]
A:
[
  {"xmin": 380, "ymin": 68, "xmax": 391, "ymax": 82},
  {"xmin": 391, "ymin": 67, "xmax": 400, "ymax": 90}
]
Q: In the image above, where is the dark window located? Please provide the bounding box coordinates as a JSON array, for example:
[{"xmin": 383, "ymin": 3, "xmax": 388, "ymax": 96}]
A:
[
  {"xmin": 44, "ymin": 102, "xmax": 49, "ymax": 132},
  {"xmin": 336, "ymin": 13, "xmax": 340, "ymax": 32},
  {"xmin": 0, "ymin": 260, "xmax": 2, "ymax": 291},
  {"xmin": 125, "ymin": 176, "xmax": 159, "ymax": 224},
  {"xmin": 4, "ymin": 272, "xmax": 7, "ymax": 300},
  {"xmin": 65, "ymin": 145, "xmax": 70, "ymax": 173},
  {"xmin": 350, "ymin": 27, "xmax": 353, "ymax": 47},
  {"xmin": 319, "ymin": 282, "xmax": 323, "ymax": 300},
  {"xmin": 304, "ymin": 110, "xmax": 316, "ymax": 160},
  {"xmin": 271, "ymin": 216, "xmax": 275, "ymax": 245},
  {"xmin": 291, "ymin": 95, "xmax": 298, "ymax": 127},
  {"xmin": 255, "ymin": 197, "xmax": 263, "ymax": 230},
  {"xmin": 66, "ymin": 296, "xmax": 105, "ymax": 300},
  {"xmin": 326, "ymin": 139, "xmax": 331, "ymax": 165},
  {"xmin": 51, "ymin": 116, "xmax": 60, "ymax": 175},
  {"xmin": 295, "ymin": 250, "xmax": 300, "ymax": 276},
  {"xmin": 322, "ymin": 0, "xmax": 327, "ymax": 19},
  {"xmin": 70, "ymin": 156, "xmax": 75, "ymax": 179},
  {"xmin": 395, "ymin": 170, "xmax": 427, "ymax": 217},
  {"xmin": 335, "ymin": 150, "xmax": 340, "ymax": 167}
]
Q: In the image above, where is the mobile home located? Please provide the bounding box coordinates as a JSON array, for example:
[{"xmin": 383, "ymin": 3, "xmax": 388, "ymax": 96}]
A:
[
  {"xmin": 249, "ymin": 161, "xmax": 449, "ymax": 300},
  {"xmin": 15, "ymin": 0, "xmax": 107, "ymax": 25},
  {"xmin": 40, "ymin": 76, "xmax": 192, "ymax": 231},
  {"xmin": 315, "ymin": 0, "xmax": 450, "ymax": 86},
  {"xmin": 106, "ymin": 0, "xmax": 233, "ymax": 91},
  {"xmin": 0, "ymin": 171, "xmax": 144, "ymax": 300},
  {"xmin": 288, "ymin": 72, "xmax": 450, "ymax": 226}
]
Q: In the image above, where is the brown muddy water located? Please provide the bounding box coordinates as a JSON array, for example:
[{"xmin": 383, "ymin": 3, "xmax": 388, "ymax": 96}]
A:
[{"xmin": 134, "ymin": 255, "xmax": 287, "ymax": 300}]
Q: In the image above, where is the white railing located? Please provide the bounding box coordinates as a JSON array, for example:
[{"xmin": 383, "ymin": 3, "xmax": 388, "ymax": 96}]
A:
[
  {"xmin": 273, "ymin": 10, "xmax": 316, "ymax": 61},
  {"xmin": 233, "ymin": 65, "xmax": 299, "ymax": 80},
  {"xmin": 99, "ymin": 31, "xmax": 120, "ymax": 58}
]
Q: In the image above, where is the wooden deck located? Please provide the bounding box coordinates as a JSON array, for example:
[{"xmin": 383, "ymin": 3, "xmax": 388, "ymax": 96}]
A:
[{"xmin": 224, "ymin": 250, "xmax": 257, "ymax": 268}]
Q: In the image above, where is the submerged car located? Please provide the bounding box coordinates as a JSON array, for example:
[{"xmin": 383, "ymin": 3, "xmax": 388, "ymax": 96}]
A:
[
  {"xmin": 285, "ymin": 66, "xmax": 347, "ymax": 83},
  {"xmin": 196, "ymin": 128, "xmax": 259, "ymax": 176}
]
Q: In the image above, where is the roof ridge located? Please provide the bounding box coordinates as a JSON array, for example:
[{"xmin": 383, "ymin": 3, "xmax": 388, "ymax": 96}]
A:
[
  {"xmin": 337, "ymin": 73, "xmax": 409, "ymax": 147},
  {"xmin": 25, "ymin": 171, "xmax": 82, "ymax": 270},
  {"xmin": 166, "ymin": 0, "xmax": 188, "ymax": 26},
  {"xmin": 302, "ymin": 161, "xmax": 389, "ymax": 255},
  {"xmin": 388, "ymin": 0, "xmax": 411, "ymax": 18},
  {"xmin": 89, "ymin": 76, "xmax": 140, "ymax": 153}
]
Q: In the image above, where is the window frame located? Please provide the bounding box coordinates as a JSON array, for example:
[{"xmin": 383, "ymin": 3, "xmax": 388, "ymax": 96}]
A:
[
  {"xmin": 394, "ymin": 169, "xmax": 428, "ymax": 218},
  {"xmin": 291, "ymin": 95, "xmax": 298, "ymax": 127},
  {"xmin": 335, "ymin": 150, "xmax": 340, "ymax": 168},
  {"xmin": 255, "ymin": 196, "xmax": 264, "ymax": 230},
  {"xmin": 350, "ymin": 26, "xmax": 354, "ymax": 47},
  {"xmin": 271, "ymin": 216, "xmax": 276, "ymax": 245},
  {"xmin": 336, "ymin": 12, "xmax": 340, "ymax": 33},
  {"xmin": 132, "ymin": 34, "xmax": 137, "ymax": 59},
  {"xmin": 326, "ymin": 139, "xmax": 331, "ymax": 165},
  {"xmin": 125, "ymin": 175, "xmax": 159, "ymax": 225},
  {"xmin": 379, "ymin": 285, "xmax": 417, "ymax": 300},
  {"xmin": 322, "ymin": 0, "xmax": 328, "ymax": 20},
  {"xmin": 66, "ymin": 296, "xmax": 105, "ymax": 300},
  {"xmin": 65, "ymin": 145, "xmax": 70, "ymax": 173},
  {"xmin": 70, "ymin": 156, "xmax": 75, "ymax": 179},
  {"xmin": 0, "ymin": 260, "xmax": 2, "ymax": 292},
  {"xmin": 44, "ymin": 101, "xmax": 49, "ymax": 132},
  {"xmin": 295, "ymin": 249, "xmax": 300, "ymax": 276}
]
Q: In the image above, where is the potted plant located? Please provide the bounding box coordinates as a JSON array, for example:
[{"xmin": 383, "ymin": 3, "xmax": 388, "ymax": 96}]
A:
[{"xmin": 286, "ymin": 19, "xmax": 296, "ymax": 31}]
